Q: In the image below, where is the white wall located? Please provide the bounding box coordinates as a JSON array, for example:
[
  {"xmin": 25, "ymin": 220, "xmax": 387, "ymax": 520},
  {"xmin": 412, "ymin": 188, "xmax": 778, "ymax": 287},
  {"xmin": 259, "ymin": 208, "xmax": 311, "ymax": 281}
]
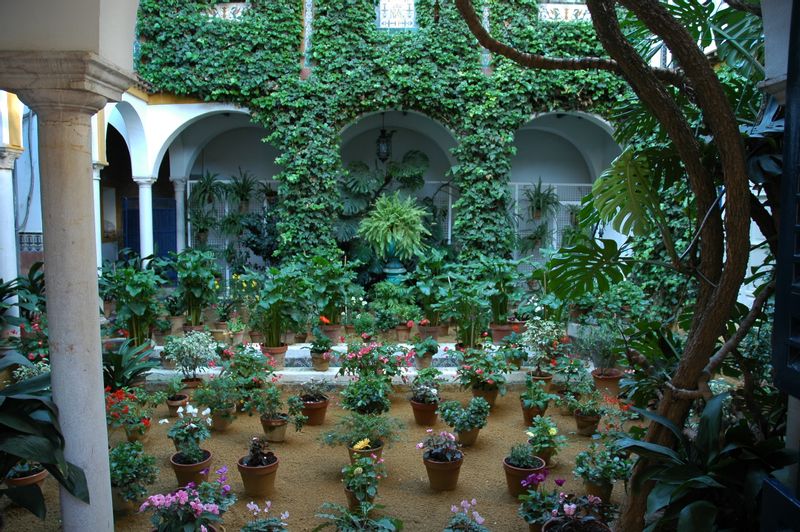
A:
[
  {"xmin": 189, "ymin": 127, "xmax": 281, "ymax": 181},
  {"xmin": 510, "ymin": 129, "xmax": 592, "ymax": 185},
  {"xmin": 14, "ymin": 109, "xmax": 42, "ymax": 233}
]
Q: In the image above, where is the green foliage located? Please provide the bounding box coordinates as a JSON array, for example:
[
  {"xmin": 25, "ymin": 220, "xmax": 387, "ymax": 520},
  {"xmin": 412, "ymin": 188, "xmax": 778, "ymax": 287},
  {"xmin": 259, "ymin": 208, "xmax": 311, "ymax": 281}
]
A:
[
  {"xmin": 520, "ymin": 376, "xmax": 559, "ymax": 411},
  {"xmin": 437, "ymin": 397, "xmax": 491, "ymax": 433},
  {"xmin": 162, "ymin": 249, "xmax": 220, "ymax": 326},
  {"xmin": 526, "ymin": 415, "xmax": 567, "ymax": 456},
  {"xmin": 358, "ymin": 193, "xmax": 430, "ymax": 260},
  {"xmin": 163, "ymin": 331, "xmax": 220, "ymax": 379},
  {"xmin": 109, "ymin": 442, "xmax": 159, "ymax": 502},
  {"xmin": 320, "ymin": 413, "xmax": 403, "ymax": 448},
  {"xmin": 340, "ymin": 376, "xmax": 392, "ymax": 415},
  {"xmin": 313, "ymin": 502, "xmax": 403, "ymax": 532},
  {"xmin": 342, "ymin": 455, "xmax": 386, "ymax": 503},
  {"xmin": 573, "ymin": 441, "xmax": 632, "ymax": 485},
  {"xmin": 245, "ymin": 384, "xmax": 308, "ymax": 431},
  {"xmin": 102, "ymin": 339, "xmax": 160, "ymax": 391},
  {"xmin": 507, "ymin": 442, "xmax": 544, "ymax": 469},
  {"xmin": 242, "ymin": 263, "xmax": 311, "ymax": 346}
]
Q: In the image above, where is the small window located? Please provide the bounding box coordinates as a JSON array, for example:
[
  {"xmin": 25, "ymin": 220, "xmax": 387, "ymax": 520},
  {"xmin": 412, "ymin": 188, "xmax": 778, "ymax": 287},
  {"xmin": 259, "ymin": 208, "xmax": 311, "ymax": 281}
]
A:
[{"xmin": 377, "ymin": 0, "xmax": 417, "ymax": 30}]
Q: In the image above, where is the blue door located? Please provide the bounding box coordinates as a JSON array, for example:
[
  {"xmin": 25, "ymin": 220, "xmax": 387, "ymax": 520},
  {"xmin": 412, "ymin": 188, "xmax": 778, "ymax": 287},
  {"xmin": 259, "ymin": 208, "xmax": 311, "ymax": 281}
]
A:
[{"xmin": 122, "ymin": 197, "xmax": 177, "ymax": 259}]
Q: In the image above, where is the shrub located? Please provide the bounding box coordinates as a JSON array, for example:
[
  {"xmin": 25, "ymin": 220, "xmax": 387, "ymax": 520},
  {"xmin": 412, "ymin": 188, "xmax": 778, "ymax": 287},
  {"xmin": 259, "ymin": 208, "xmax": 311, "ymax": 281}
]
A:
[{"xmin": 437, "ymin": 397, "xmax": 491, "ymax": 433}]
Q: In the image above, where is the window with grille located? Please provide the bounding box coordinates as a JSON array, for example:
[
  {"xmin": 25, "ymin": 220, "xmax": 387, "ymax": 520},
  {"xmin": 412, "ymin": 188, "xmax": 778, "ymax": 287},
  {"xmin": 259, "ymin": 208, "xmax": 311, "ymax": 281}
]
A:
[{"xmin": 377, "ymin": 0, "xmax": 417, "ymax": 30}]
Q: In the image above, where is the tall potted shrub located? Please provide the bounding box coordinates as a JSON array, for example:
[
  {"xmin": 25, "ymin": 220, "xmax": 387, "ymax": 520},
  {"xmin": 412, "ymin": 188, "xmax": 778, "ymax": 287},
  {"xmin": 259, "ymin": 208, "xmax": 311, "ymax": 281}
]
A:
[
  {"xmin": 303, "ymin": 254, "xmax": 359, "ymax": 338},
  {"xmin": 575, "ymin": 324, "xmax": 623, "ymax": 397},
  {"xmin": 411, "ymin": 249, "xmax": 449, "ymax": 338},
  {"xmin": 475, "ymin": 255, "xmax": 523, "ymax": 343},
  {"xmin": 163, "ymin": 331, "xmax": 220, "ymax": 388},
  {"xmin": 169, "ymin": 249, "xmax": 219, "ymax": 329}
]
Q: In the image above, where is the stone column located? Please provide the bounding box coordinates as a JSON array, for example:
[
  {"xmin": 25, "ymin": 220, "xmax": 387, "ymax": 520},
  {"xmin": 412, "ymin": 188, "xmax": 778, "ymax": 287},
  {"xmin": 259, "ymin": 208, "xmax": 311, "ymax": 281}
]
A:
[
  {"xmin": 133, "ymin": 176, "xmax": 156, "ymax": 259},
  {"xmin": 92, "ymin": 162, "xmax": 106, "ymax": 269},
  {"xmin": 0, "ymin": 147, "xmax": 23, "ymax": 322},
  {"xmin": 0, "ymin": 51, "xmax": 135, "ymax": 532},
  {"xmin": 170, "ymin": 175, "xmax": 187, "ymax": 252}
]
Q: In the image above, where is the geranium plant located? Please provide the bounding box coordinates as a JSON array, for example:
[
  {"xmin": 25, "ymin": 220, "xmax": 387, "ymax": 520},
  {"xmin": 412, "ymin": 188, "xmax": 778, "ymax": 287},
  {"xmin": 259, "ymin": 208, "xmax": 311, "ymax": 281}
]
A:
[
  {"xmin": 104, "ymin": 387, "xmax": 157, "ymax": 436},
  {"xmin": 454, "ymin": 348, "xmax": 510, "ymax": 395},
  {"xmin": 163, "ymin": 331, "xmax": 220, "ymax": 380},
  {"xmin": 108, "ymin": 441, "xmax": 159, "ymax": 503},
  {"xmin": 337, "ymin": 341, "xmax": 411, "ymax": 378}
]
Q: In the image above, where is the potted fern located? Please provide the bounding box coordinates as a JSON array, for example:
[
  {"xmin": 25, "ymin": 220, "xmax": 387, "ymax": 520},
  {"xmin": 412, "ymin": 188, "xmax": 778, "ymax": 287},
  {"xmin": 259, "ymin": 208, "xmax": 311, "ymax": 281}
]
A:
[{"xmin": 524, "ymin": 179, "xmax": 560, "ymax": 220}]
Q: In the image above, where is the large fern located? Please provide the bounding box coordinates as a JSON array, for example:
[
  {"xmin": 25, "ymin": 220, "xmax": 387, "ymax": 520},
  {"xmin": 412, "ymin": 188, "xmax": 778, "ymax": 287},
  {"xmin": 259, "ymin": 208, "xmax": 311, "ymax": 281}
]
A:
[{"xmin": 358, "ymin": 192, "xmax": 430, "ymax": 260}]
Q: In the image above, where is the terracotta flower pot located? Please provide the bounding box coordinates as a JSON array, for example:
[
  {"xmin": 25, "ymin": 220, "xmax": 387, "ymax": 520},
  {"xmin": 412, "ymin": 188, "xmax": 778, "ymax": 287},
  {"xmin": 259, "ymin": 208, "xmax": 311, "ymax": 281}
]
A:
[
  {"xmin": 520, "ymin": 399, "xmax": 547, "ymax": 426},
  {"xmin": 584, "ymin": 479, "xmax": 613, "ymax": 504},
  {"xmin": 261, "ymin": 344, "xmax": 287, "ymax": 370},
  {"xmin": 5, "ymin": 468, "xmax": 48, "ymax": 488},
  {"xmin": 345, "ymin": 486, "xmax": 375, "ymax": 512},
  {"xmin": 166, "ymin": 394, "xmax": 189, "ymax": 417},
  {"xmin": 249, "ymin": 331, "xmax": 265, "ymax": 344},
  {"xmin": 230, "ymin": 331, "xmax": 245, "ymax": 345},
  {"xmin": 348, "ymin": 442, "xmax": 384, "ymax": 464},
  {"xmin": 344, "ymin": 325, "xmax": 356, "ymax": 336},
  {"xmin": 456, "ymin": 428, "xmax": 480, "ymax": 447},
  {"xmin": 237, "ymin": 455, "xmax": 279, "ymax": 497},
  {"xmin": 294, "ymin": 331, "xmax": 309, "ymax": 343},
  {"xmin": 574, "ymin": 411, "xmax": 601, "ymax": 436},
  {"xmin": 503, "ymin": 456, "xmax": 545, "ymax": 498},
  {"xmin": 534, "ymin": 446, "xmax": 556, "ymax": 466},
  {"xmin": 423, "ymin": 455, "xmax": 463, "ymax": 491},
  {"xmin": 417, "ymin": 325, "xmax": 440, "ymax": 341},
  {"xmin": 170, "ymin": 450, "xmax": 212, "ymax": 488},
  {"xmin": 301, "ymin": 398, "xmax": 329, "ymax": 426},
  {"xmin": 182, "ymin": 324, "xmax": 205, "ymax": 334},
  {"xmin": 111, "ymin": 487, "xmax": 137, "ymax": 515},
  {"xmin": 410, "ymin": 400, "xmax": 438, "ymax": 426},
  {"xmin": 591, "ymin": 368, "xmax": 623, "ymax": 397},
  {"xmin": 181, "ymin": 377, "xmax": 203, "ymax": 391},
  {"xmin": 318, "ymin": 324, "xmax": 343, "ymax": 340},
  {"xmin": 489, "ymin": 323, "xmax": 514, "ymax": 344},
  {"xmin": 311, "ymin": 353, "xmax": 331, "ymax": 372},
  {"xmin": 414, "ymin": 353, "xmax": 434, "ymax": 370},
  {"xmin": 527, "ymin": 371, "xmax": 555, "ymax": 392},
  {"xmin": 471, "ymin": 386, "xmax": 499, "ymax": 407},
  {"xmin": 394, "ymin": 325, "xmax": 411, "ymax": 342},
  {"xmin": 260, "ymin": 416, "xmax": 289, "ymax": 442},
  {"xmin": 124, "ymin": 422, "xmax": 151, "ymax": 444},
  {"xmin": 210, "ymin": 406, "xmax": 237, "ymax": 432}
]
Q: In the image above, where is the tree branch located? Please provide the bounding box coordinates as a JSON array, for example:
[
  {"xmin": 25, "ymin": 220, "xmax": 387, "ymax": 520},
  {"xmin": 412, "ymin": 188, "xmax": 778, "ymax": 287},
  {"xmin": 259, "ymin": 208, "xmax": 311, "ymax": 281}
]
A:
[{"xmin": 453, "ymin": 0, "xmax": 687, "ymax": 89}]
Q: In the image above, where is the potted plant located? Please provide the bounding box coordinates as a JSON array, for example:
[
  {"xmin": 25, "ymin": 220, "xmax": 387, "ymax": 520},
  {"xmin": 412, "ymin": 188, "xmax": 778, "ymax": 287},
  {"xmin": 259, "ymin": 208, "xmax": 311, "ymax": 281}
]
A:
[
  {"xmin": 475, "ymin": 255, "xmax": 523, "ymax": 343},
  {"xmin": 242, "ymin": 500, "xmax": 290, "ymax": 531},
  {"xmin": 498, "ymin": 331, "xmax": 528, "ymax": 369},
  {"xmin": 242, "ymin": 263, "xmax": 310, "ymax": 368},
  {"xmin": 307, "ymin": 326, "xmax": 335, "ymax": 371},
  {"xmin": 541, "ymin": 493, "xmax": 610, "ymax": 532},
  {"xmin": 321, "ymin": 413, "xmax": 403, "ymax": 464},
  {"xmin": 518, "ymin": 475, "xmax": 564, "ymax": 532},
  {"xmin": 411, "ymin": 249, "xmax": 449, "ymax": 339},
  {"xmin": 409, "ymin": 368, "xmax": 442, "ymax": 426},
  {"xmin": 525, "ymin": 415, "xmax": 567, "ymax": 465},
  {"xmin": 245, "ymin": 384, "xmax": 307, "ymax": 442},
  {"xmin": 341, "ymin": 455, "xmax": 386, "ymax": 511},
  {"xmin": 297, "ymin": 378, "xmax": 334, "ymax": 425},
  {"xmin": 454, "ymin": 348, "xmax": 509, "ymax": 407},
  {"xmin": 228, "ymin": 316, "xmax": 246, "ymax": 344},
  {"xmin": 520, "ymin": 375, "xmax": 559, "ymax": 425},
  {"xmin": 358, "ymin": 192, "xmax": 430, "ymax": 281},
  {"xmin": 313, "ymin": 502, "xmax": 403, "ymax": 531},
  {"xmin": 568, "ymin": 391, "xmax": 608, "ymax": 437},
  {"xmin": 219, "ymin": 343, "xmax": 272, "ymax": 411},
  {"xmin": 435, "ymin": 271, "xmax": 490, "ymax": 349},
  {"xmin": 352, "ymin": 312, "xmax": 377, "ymax": 341},
  {"xmin": 304, "ymin": 254, "xmax": 360, "ymax": 338},
  {"xmin": 102, "ymin": 339, "xmax": 160, "ymax": 391},
  {"xmin": 552, "ymin": 356, "xmax": 591, "ymax": 412},
  {"xmin": 437, "ymin": 397, "xmax": 491, "ymax": 447},
  {"xmin": 165, "ymin": 403, "xmax": 214, "ymax": 487},
  {"xmin": 139, "ymin": 467, "xmax": 237, "ymax": 532},
  {"xmin": 575, "ymin": 324, "xmax": 623, "ymax": 397},
  {"xmin": 108, "ymin": 441, "xmax": 158, "ymax": 514},
  {"xmin": 165, "ymin": 378, "xmax": 189, "ymax": 417},
  {"xmin": 237, "ymin": 436, "xmax": 279, "ymax": 497},
  {"xmin": 151, "ymin": 318, "xmax": 171, "ymax": 346},
  {"xmin": 166, "ymin": 249, "xmax": 219, "ymax": 329},
  {"xmin": 104, "ymin": 387, "xmax": 158, "ymax": 443},
  {"xmin": 340, "ymin": 375, "xmax": 392, "ymax": 415},
  {"xmin": 412, "ymin": 336, "xmax": 439, "ymax": 370},
  {"xmin": 503, "ymin": 442, "xmax": 546, "ymax": 498},
  {"xmin": 164, "ymin": 294, "xmax": 186, "ymax": 335},
  {"xmin": 573, "ymin": 442, "xmax": 632, "ymax": 503},
  {"xmin": 98, "ymin": 252, "xmax": 166, "ymax": 347},
  {"xmin": 5, "ymin": 461, "xmax": 48, "ymax": 489},
  {"xmin": 445, "ymin": 499, "xmax": 489, "ymax": 531},
  {"xmin": 193, "ymin": 375, "xmax": 240, "ymax": 432},
  {"xmin": 163, "ymin": 331, "xmax": 220, "ymax": 388},
  {"xmin": 524, "ymin": 178, "xmax": 560, "ymax": 221},
  {"xmin": 417, "ymin": 429, "xmax": 463, "ymax": 491},
  {"xmin": 522, "ymin": 317, "xmax": 568, "ymax": 386}
]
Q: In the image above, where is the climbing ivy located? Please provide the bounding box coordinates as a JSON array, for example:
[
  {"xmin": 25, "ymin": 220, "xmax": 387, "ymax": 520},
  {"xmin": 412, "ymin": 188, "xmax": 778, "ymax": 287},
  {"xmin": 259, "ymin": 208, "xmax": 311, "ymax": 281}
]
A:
[{"xmin": 136, "ymin": 0, "xmax": 626, "ymax": 259}]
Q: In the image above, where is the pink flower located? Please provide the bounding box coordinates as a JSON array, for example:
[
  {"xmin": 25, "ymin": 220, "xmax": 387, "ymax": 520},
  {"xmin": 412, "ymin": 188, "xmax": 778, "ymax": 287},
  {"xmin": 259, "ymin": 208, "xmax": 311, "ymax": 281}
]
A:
[
  {"xmin": 473, "ymin": 511, "xmax": 485, "ymax": 525},
  {"xmin": 416, "ymin": 442, "xmax": 424, "ymax": 449},
  {"xmin": 406, "ymin": 320, "xmax": 414, "ymax": 328},
  {"xmin": 554, "ymin": 478, "xmax": 565, "ymax": 486},
  {"xmin": 563, "ymin": 503, "xmax": 577, "ymax": 517}
]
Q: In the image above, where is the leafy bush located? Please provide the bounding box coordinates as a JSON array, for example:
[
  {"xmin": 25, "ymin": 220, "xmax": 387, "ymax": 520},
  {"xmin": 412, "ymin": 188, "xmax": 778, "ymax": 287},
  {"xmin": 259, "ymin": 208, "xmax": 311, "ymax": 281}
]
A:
[
  {"xmin": 109, "ymin": 441, "xmax": 159, "ymax": 502},
  {"xmin": 321, "ymin": 413, "xmax": 403, "ymax": 449},
  {"xmin": 163, "ymin": 331, "xmax": 219, "ymax": 379},
  {"xmin": 340, "ymin": 376, "xmax": 392, "ymax": 415},
  {"xmin": 438, "ymin": 398, "xmax": 491, "ymax": 433}
]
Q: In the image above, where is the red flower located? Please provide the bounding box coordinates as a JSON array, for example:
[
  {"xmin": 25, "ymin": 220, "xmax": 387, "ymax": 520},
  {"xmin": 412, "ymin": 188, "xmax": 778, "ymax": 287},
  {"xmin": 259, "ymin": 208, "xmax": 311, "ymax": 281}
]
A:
[
  {"xmin": 420, "ymin": 318, "xmax": 430, "ymax": 326},
  {"xmin": 406, "ymin": 320, "xmax": 414, "ymax": 329},
  {"xmin": 142, "ymin": 417, "xmax": 151, "ymax": 428},
  {"xmin": 550, "ymin": 359, "xmax": 557, "ymax": 367},
  {"xmin": 319, "ymin": 316, "xmax": 331, "ymax": 325},
  {"xmin": 512, "ymin": 325, "xmax": 520, "ymax": 333},
  {"xmin": 481, "ymin": 331, "xmax": 488, "ymax": 337}
]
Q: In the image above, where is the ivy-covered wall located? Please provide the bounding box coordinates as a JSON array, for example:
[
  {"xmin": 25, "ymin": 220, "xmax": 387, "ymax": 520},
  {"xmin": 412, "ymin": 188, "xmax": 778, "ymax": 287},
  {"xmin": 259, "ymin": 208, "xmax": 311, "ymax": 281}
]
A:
[{"xmin": 136, "ymin": 0, "xmax": 626, "ymax": 258}]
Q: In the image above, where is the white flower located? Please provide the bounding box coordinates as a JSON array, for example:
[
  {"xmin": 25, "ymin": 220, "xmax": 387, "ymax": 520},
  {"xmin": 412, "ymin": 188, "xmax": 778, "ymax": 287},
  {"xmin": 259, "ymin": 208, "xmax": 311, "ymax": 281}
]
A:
[
  {"xmin": 158, "ymin": 419, "xmax": 170, "ymax": 425},
  {"xmin": 186, "ymin": 404, "xmax": 198, "ymax": 415},
  {"xmin": 201, "ymin": 407, "xmax": 211, "ymax": 417},
  {"xmin": 280, "ymin": 511, "xmax": 289, "ymax": 520}
]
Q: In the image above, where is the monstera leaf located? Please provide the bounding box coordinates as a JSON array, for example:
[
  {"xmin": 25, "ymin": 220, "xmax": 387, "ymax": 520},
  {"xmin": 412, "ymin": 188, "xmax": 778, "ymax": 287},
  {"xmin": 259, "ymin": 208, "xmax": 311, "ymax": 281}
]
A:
[
  {"xmin": 344, "ymin": 161, "xmax": 383, "ymax": 196},
  {"xmin": 389, "ymin": 150, "xmax": 429, "ymax": 190},
  {"xmin": 546, "ymin": 238, "xmax": 631, "ymax": 300},
  {"xmin": 592, "ymin": 148, "xmax": 665, "ymax": 237}
]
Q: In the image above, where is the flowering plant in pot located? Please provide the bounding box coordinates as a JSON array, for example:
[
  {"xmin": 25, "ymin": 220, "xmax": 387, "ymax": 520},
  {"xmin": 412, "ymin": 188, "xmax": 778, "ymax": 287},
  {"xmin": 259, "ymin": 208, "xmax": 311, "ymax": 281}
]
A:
[
  {"xmin": 522, "ymin": 317, "xmax": 568, "ymax": 379},
  {"xmin": 242, "ymin": 500, "xmax": 290, "ymax": 532},
  {"xmin": 163, "ymin": 331, "xmax": 220, "ymax": 384},
  {"xmin": 504, "ymin": 442, "xmax": 546, "ymax": 498},
  {"xmin": 5, "ymin": 460, "xmax": 48, "ymax": 488},
  {"xmin": 307, "ymin": 326, "xmax": 335, "ymax": 371},
  {"xmin": 474, "ymin": 255, "xmax": 523, "ymax": 342},
  {"xmin": 297, "ymin": 378, "xmax": 334, "ymax": 425},
  {"xmin": 518, "ymin": 474, "xmax": 564, "ymax": 531},
  {"xmin": 445, "ymin": 499, "xmax": 489, "ymax": 532},
  {"xmin": 540, "ymin": 493, "xmax": 610, "ymax": 532},
  {"xmin": 409, "ymin": 367, "xmax": 442, "ymax": 426},
  {"xmin": 245, "ymin": 384, "xmax": 308, "ymax": 442},
  {"xmin": 434, "ymin": 271, "xmax": 490, "ymax": 349},
  {"xmin": 411, "ymin": 336, "xmax": 439, "ymax": 369},
  {"xmin": 567, "ymin": 391, "xmax": 608, "ymax": 437},
  {"xmin": 342, "ymin": 454, "xmax": 386, "ymax": 510},
  {"xmin": 573, "ymin": 442, "xmax": 632, "ymax": 503},
  {"xmin": 340, "ymin": 376, "xmax": 392, "ymax": 415},
  {"xmin": 520, "ymin": 375, "xmax": 559, "ymax": 425},
  {"xmin": 313, "ymin": 501, "xmax": 403, "ymax": 531},
  {"xmin": 304, "ymin": 253, "xmax": 360, "ymax": 331},
  {"xmin": 338, "ymin": 341, "xmax": 409, "ymax": 378},
  {"xmin": 437, "ymin": 397, "xmax": 491, "ymax": 446},
  {"xmin": 417, "ymin": 429, "xmax": 463, "ymax": 491},
  {"xmin": 526, "ymin": 415, "xmax": 567, "ymax": 465},
  {"xmin": 220, "ymin": 343, "xmax": 274, "ymax": 411},
  {"xmin": 454, "ymin": 348, "xmax": 509, "ymax": 406},
  {"xmin": 166, "ymin": 403, "xmax": 213, "ymax": 486},
  {"xmin": 498, "ymin": 331, "xmax": 529, "ymax": 368},
  {"xmin": 321, "ymin": 412, "xmax": 403, "ymax": 462},
  {"xmin": 108, "ymin": 441, "xmax": 158, "ymax": 513},
  {"xmin": 238, "ymin": 436, "xmax": 279, "ymax": 497},
  {"xmin": 104, "ymin": 386, "xmax": 160, "ymax": 442},
  {"xmin": 352, "ymin": 312, "xmax": 377, "ymax": 340},
  {"xmin": 139, "ymin": 467, "xmax": 237, "ymax": 532},
  {"xmin": 193, "ymin": 375, "xmax": 241, "ymax": 431}
]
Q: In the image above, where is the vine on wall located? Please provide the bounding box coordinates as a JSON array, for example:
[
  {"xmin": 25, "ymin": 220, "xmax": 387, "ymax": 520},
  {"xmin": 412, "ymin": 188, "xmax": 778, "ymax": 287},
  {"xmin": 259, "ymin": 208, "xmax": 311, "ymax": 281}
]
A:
[{"xmin": 136, "ymin": 0, "xmax": 626, "ymax": 258}]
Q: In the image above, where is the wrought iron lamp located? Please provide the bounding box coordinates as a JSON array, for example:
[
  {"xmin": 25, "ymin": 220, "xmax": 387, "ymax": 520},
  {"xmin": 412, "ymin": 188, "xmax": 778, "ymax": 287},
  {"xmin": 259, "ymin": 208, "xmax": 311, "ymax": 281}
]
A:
[{"xmin": 376, "ymin": 112, "xmax": 395, "ymax": 163}]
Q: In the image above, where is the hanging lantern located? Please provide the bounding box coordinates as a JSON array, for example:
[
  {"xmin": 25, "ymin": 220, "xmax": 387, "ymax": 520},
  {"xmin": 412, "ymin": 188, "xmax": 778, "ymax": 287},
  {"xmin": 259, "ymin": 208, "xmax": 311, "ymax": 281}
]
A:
[{"xmin": 376, "ymin": 113, "xmax": 394, "ymax": 163}]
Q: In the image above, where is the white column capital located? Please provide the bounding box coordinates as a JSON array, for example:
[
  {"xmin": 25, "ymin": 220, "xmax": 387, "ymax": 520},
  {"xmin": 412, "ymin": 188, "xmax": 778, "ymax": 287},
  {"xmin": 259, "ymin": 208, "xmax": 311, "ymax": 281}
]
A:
[
  {"xmin": 170, "ymin": 175, "xmax": 188, "ymax": 186},
  {"xmin": 0, "ymin": 51, "xmax": 135, "ymax": 118},
  {"xmin": 0, "ymin": 146, "xmax": 24, "ymax": 171},
  {"xmin": 133, "ymin": 175, "xmax": 158, "ymax": 187}
]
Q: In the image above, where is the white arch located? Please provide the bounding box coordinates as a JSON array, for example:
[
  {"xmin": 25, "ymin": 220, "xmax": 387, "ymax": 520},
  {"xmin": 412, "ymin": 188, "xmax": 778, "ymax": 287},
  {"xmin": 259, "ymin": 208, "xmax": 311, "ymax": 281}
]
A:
[
  {"xmin": 106, "ymin": 100, "xmax": 147, "ymax": 175},
  {"xmin": 183, "ymin": 122, "xmax": 268, "ymax": 179}
]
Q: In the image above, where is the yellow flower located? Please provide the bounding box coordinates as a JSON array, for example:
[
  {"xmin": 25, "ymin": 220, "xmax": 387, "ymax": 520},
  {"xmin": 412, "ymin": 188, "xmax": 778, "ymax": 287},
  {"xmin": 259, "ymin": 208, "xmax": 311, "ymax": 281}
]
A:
[
  {"xmin": 251, "ymin": 281, "xmax": 257, "ymax": 288},
  {"xmin": 548, "ymin": 427, "xmax": 558, "ymax": 436},
  {"xmin": 352, "ymin": 438, "xmax": 371, "ymax": 451},
  {"xmin": 353, "ymin": 467, "xmax": 363, "ymax": 475}
]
